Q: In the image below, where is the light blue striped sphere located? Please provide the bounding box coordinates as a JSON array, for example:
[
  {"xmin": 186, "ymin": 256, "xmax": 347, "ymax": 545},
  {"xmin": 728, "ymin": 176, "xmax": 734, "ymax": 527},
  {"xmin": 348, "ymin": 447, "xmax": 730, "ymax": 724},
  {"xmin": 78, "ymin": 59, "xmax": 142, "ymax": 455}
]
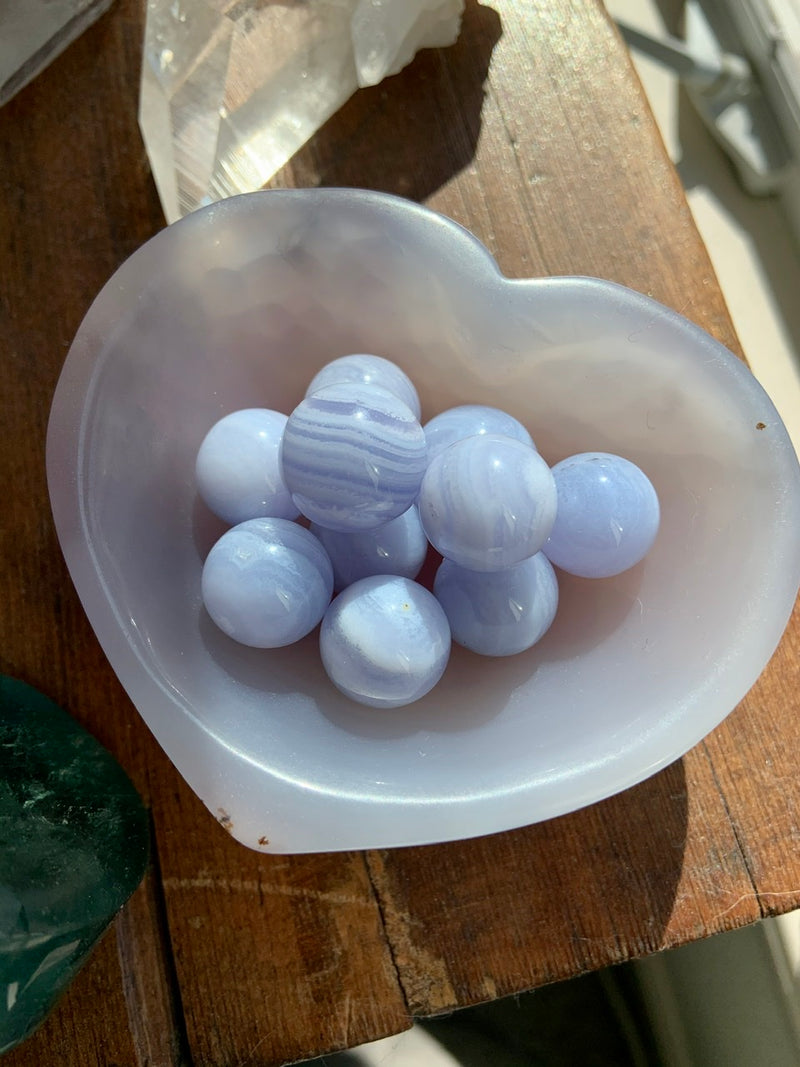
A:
[
  {"xmin": 320, "ymin": 576, "xmax": 451, "ymax": 708},
  {"xmin": 543, "ymin": 452, "xmax": 660, "ymax": 578},
  {"xmin": 280, "ymin": 383, "xmax": 427, "ymax": 531},
  {"xmin": 201, "ymin": 518, "xmax": 333, "ymax": 648},
  {"xmin": 311, "ymin": 506, "xmax": 428, "ymax": 590},
  {"xmin": 424, "ymin": 405, "xmax": 535, "ymax": 462},
  {"xmin": 306, "ymin": 354, "xmax": 421, "ymax": 418},
  {"xmin": 418, "ymin": 434, "xmax": 558, "ymax": 572},
  {"xmin": 195, "ymin": 408, "xmax": 298, "ymax": 524},
  {"xmin": 434, "ymin": 552, "xmax": 559, "ymax": 656}
]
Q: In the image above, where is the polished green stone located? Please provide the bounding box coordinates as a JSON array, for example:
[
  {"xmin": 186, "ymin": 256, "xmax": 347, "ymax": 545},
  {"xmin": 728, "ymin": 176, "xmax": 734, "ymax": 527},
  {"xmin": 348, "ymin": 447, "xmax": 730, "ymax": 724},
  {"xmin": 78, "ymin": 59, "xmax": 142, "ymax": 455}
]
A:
[{"xmin": 0, "ymin": 676, "xmax": 149, "ymax": 1053}]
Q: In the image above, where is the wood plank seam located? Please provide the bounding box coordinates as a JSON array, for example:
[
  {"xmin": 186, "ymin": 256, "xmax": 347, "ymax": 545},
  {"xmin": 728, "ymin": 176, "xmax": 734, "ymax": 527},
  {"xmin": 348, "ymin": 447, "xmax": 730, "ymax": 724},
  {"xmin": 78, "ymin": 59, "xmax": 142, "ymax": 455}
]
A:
[
  {"xmin": 699, "ymin": 740, "xmax": 765, "ymax": 921},
  {"xmin": 362, "ymin": 851, "xmax": 416, "ymax": 1020},
  {"xmin": 116, "ymin": 810, "xmax": 195, "ymax": 1067}
]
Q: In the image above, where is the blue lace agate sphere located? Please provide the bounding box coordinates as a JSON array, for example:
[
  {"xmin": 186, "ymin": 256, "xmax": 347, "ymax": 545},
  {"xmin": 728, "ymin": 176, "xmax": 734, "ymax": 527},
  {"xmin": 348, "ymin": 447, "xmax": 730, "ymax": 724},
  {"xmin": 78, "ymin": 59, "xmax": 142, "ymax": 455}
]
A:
[
  {"xmin": 195, "ymin": 408, "xmax": 297, "ymax": 524},
  {"xmin": 320, "ymin": 576, "xmax": 451, "ymax": 708},
  {"xmin": 306, "ymin": 354, "xmax": 421, "ymax": 419},
  {"xmin": 202, "ymin": 518, "xmax": 333, "ymax": 647},
  {"xmin": 424, "ymin": 404, "xmax": 534, "ymax": 462},
  {"xmin": 280, "ymin": 383, "xmax": 427, "ymax": 531},
  {"xmin": 418, "ymin": 434, "xmax": 557, "ymax": 571},
  {"xmin": 434, "ymin": 552, "xmax": 559, "ymax": 656},
  {"xmin": 311, "ymin": 506, "xmax": 428, "ymax": 590},
  {"xmin": 543, "ymin": 452, "xmax": 660, "ymax": 578}
]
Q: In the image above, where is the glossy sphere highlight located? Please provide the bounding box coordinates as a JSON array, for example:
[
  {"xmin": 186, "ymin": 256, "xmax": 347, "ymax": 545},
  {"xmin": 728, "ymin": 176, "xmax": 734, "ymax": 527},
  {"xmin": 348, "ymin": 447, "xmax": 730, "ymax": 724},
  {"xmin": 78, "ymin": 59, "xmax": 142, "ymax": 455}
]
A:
[
  {"xmin": 320, "ymin": 576, "xmax": 451, "ymax": 708},
  {"xmin": 311, "ymin": 506, "xmax": 428, "ymax": 590},
  {"xmin": 418, "ymin": 434, "xmax": 558, "ymax": 572},
  {"xmin": 195, "ymin": 408, "xmax": 297, "ymax": 524},
  {"xmin": 543, "ymin": 452, "xmax": 660, "ymax": 578},
  {"xmin": 306, "ymin": 354, "xmax": 421, "ymax": 418},
  {"xmin": 434, "ymin": 552, "xmax": 559, "ymax": 656},
  {"xmin": 424, "ymin": 404, "xmax": 535, "ymax": 462},
  {"xmin": 202, "ymin": 518, "xmax": 333, "ymax": 647},
  {"xmin": 280, "ymin": 383, "xmax": 427, "ymax": 531}
]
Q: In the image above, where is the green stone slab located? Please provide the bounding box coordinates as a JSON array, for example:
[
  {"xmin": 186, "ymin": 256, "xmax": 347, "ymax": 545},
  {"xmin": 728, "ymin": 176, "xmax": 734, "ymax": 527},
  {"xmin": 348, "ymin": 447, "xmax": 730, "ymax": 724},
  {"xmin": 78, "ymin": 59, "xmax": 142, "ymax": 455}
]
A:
[{"xmin": 0, "ymin": 676, "xmax": 149, "ymax": 1054}]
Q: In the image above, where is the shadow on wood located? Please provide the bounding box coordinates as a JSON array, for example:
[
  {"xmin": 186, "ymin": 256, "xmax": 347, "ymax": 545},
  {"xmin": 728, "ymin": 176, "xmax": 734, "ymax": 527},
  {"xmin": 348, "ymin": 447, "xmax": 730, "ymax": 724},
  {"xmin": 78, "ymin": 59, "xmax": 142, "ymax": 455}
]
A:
[
  {"xmin": 366, "ymin": 757, "xmax": 689, "ymax": 1016},
  {"xmin": 274, "ymin": 0, "xmax": 504, "ymax": 203}
]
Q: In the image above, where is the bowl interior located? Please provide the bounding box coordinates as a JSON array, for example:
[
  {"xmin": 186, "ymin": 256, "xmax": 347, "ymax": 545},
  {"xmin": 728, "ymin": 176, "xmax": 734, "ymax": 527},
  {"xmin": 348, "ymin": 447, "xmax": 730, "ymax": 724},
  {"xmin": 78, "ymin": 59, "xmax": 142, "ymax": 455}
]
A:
[{"xmin": 49, "ymin": 190, "xmax": 800, "ymax": 851}]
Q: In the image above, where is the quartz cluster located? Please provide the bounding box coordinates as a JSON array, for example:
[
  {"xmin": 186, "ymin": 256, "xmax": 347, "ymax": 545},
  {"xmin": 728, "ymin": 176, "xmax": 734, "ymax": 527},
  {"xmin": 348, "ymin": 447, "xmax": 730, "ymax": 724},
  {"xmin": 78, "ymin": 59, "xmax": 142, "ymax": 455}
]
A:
[{"xmin": 139, "ymin": 0, "xmax": 464, "ymax": 223}]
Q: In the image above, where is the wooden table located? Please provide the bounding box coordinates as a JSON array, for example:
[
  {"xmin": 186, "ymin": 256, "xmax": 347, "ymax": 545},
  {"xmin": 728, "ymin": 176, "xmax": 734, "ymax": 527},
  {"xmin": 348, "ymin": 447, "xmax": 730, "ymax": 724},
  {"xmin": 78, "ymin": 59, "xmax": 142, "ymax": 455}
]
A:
[{"xmin": 2, "ymin": 1, "xmax": 799, "ymax": 1063}]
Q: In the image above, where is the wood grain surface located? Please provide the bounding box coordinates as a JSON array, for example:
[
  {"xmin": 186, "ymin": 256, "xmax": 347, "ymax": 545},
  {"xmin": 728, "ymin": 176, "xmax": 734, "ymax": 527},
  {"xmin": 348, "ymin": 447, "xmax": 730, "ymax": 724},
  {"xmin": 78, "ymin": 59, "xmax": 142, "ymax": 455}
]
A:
[{"xmin": 1, "ymin": 0, "xmax": 798, "ymax": 1064}]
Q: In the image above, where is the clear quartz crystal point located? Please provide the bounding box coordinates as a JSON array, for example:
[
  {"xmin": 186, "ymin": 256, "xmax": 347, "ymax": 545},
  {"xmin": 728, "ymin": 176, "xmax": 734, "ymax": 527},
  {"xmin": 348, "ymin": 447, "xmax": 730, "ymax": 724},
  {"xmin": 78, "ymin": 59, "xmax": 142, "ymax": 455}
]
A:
[{"xmin": 139, "ymin": 0, "xmax": 464, "ymax": 224}]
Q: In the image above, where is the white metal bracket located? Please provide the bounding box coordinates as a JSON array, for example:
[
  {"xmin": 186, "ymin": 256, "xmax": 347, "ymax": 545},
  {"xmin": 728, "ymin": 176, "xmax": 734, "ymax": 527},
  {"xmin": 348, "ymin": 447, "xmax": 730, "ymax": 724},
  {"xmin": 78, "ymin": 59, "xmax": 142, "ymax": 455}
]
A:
[{"xmin": 616, "ymin": 0, "xmax": 792, "ymax": 195}]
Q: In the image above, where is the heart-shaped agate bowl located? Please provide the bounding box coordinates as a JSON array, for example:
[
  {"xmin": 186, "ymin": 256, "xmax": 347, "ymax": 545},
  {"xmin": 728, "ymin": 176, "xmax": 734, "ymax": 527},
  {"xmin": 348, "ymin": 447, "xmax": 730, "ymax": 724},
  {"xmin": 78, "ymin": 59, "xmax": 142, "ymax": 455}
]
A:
[{"xmin": 47, "ymin": 189, "xmax": 800, "ymax": 853}]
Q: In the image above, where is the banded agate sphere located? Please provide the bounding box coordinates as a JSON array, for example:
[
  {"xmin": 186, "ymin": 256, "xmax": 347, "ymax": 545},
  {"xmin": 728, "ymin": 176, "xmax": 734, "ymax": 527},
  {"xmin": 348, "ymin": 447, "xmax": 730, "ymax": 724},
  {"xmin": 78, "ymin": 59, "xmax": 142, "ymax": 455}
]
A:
[
  {"xmin": 543, "ymin": 452, "xmax": 660, "ymax": 578},
  {"xmin": 418, "ymin": 434, "xmax": 557, "ymax": 571},
  {"xmin": 320, "ymin": 576, "xmax": 451, "ymax": 708},
  {"xmin": 434, "ymin": 552, "xmax": 559, "ymax": 656},
  {"xmin": 280, "ymin": 384, "xmax": 427, "ymax": 531},
  {"xmin": 424, "ymin": 404, "xmax": 534, "ymax": 462},
  {"xmin": 195, "ymin": 408, "xmax": 297, "ymax": 524},
  {"xmin": 201, "ymin": 518, "xmax": 333, "ymax": 648},
  {"xmin": 305, "ymin": 354, "xmax": 421, "ymax": 419},
  {"xmin": 310, "ymin": 506, "xmax": 428, "ymax": 590}
]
